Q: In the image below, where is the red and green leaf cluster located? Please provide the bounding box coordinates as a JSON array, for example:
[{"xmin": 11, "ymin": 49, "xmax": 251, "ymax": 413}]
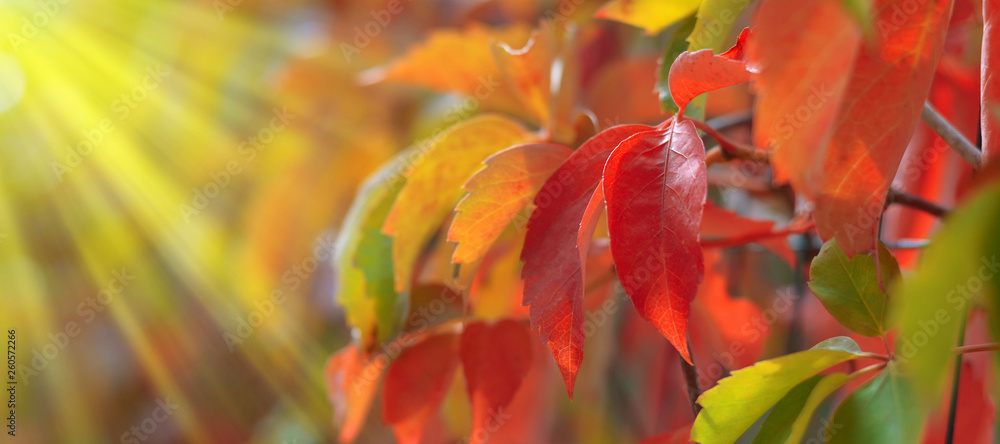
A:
[{"xmin": 325, "ymin": 0, "xmax": 1000, "ymax": 442}]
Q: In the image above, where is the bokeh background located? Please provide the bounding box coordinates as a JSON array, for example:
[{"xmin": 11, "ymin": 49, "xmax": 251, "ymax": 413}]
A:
[{"xmin": 0, "ymin": 0, "xmax": 706, "ymax": 442}]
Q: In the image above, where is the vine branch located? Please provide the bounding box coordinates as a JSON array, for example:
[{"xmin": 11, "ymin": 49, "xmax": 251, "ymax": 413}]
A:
[
  {"xmin": 887, "ymin": 188, "xmax": 951, "ymax": 217},
  {"xmin": 680, "ymin": 334, "xmax": 703, "ymax": 416},
  {"xmin": 921, "ymin": 102, "xmax": 982, "ymax": 170}
]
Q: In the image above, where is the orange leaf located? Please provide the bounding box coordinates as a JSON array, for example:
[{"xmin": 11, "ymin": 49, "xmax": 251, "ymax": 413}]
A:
[
  {"xmin": 383, "ymin": 115, "xmax": 532, "ymax": 292},
  {"xmin": 749, "ymin": 0, "xmax": 861, "ymax": 193},
  {"xmin": 324, "ymin": 343, "xmax": 383, "ymax": 443},
  {"xmin": 668, "ymin": 28, "xmax": 751, "ymax": 115},
  {"xmin": 815, "ymin": 0, "xmax": 953, "ymax": 257},
  {"xmin": 448, "ymin": 143, "xmax": 571, "ymax": 265}
]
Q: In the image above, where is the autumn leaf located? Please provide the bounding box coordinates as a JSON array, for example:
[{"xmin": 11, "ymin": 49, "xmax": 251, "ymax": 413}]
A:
[
  {"xmin": 691, "ymin": 337, "xmax": 865, "ymax": 444},
  {"xmin": 983, "ymin": 0, "xmax": 1000, "ymax": 165},
  {"xmin": 641, "ymin": 423, "xmax": 694, "ymax": 444},
  {"xmin": 809, "ymin": 239, "xmax": 900, "ymax": 337},
  {"xmin": 829, "ymin": 364, "xmax": 920, "ymax": 444},
  {"xmin": 669, "ymin": 28, "xmax": 751, "ymax": 114},
  {"xmin": 367, "ymin": 22, "xmax": 563, "ymax": 126},
  {"xmin": 448, "ymin": 143, "xmax": 571, "ymax": 265},
  {"xmin": 324, "ymin": 343, "xmax": 383, "ymax": 443},
  {"xmin": 520, "ymin": 124, "xmax": 652, "ymax": 397},
  {"xmin": 596, "ymin": 0, "xmax": 703, "ymax": 35},
  {"xmin": 603, "ymin": 119, "xmax": 707, "ymax": 363},
  {"xmin": 814, "ymin": 0, "xmax": 953, "ymax": 257},
  {"xmin": 700, "ymin": 200, "xmax": 795, "ymax": 266},
  {"xmin": 657, "ymin": 16, "xmax": 698, "ymax": 113},
  {"xmin": 383, "ymin": 115, "xmax": 533, "ymax": 293},
  {"xmin": 692, "ymin": 249, "xmax": 767, "ymax": 370},
  {"xmin": 382, "ymin": 333, "xmax": 461, "ymax": 444},
  {"xmin": 335, "ymin": 150, "xmax": 409, "ymax": 346},
  {"xmin": 493, "ymin": 22, "xmax": 559, "ymax": 131},
  {"xmin": 687, "ymin": 0, "xmax": 757, "ymax": 52},
  {"xmin": 460, "ymin": 320, "xmax": 533, "ymax": 433},
  {"xmin": 748, "ymin": 0, "xmax": 860, "ymax": 195}
]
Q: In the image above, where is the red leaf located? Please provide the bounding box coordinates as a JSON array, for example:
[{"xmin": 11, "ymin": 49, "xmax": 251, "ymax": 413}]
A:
[
  {"xmin": 460, "ymin": 320, "xmax": 533, "ymax": 432},
  {"xmin": 691, "ymin": 249, "xmax": 768, "ymax": 370},
  {"xmin": 382, "ymin": 333, "xmax": 460, "ymax": 444},
  {"xmin": 814, "ymin": 0, "xmax": 953, "ymax": 257},
  {"xmin": 603, "ymin": 119, "xmax": 707, "ymax": 363},
  {"xmin": 982, "ymin": 0, "xmax": 1000, "ymax": 164},
  {"xmin": 668, "ymin": 28, "xmax": 751, "ymax": 114},
  {"xmin": 324, "ymin": 343, "xmax": 383, "ymax": 443},
  {"xmin": 640, "ymin": 423, "xmax": 694, "ymax": 444},
  {"xmin": 520, "ymin": 124, "xmax": 652, "ymax": 397},
  {"xmin": 700, "ymin": 200, "xmax": 796, "ymax": 266},
  {"xmin": 748, "ymin": 0, "xmax": 860, "ymax": 193}
]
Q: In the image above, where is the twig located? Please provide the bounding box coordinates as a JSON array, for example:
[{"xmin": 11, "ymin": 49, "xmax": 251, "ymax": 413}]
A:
[
  {"xmin": 689, "ymin": 118, "xmax": 769, "ymax": 164},
  {"xmin": 680, "ymin": 335, "xmax": 703, "ymax": 416},
  {"xmin": 921, "ymin": 102, "xmax": 982, "ymax": 170},
  {"xmin": 700, "ymin": 221, "xmax": 816, "ymax": 248},
  {"xmin": 953, "ymin": 342, "xmax": 1000, "ymax": 354},
  {"xmin": 887, "ymin": 188, "xmax": 950, "ymax": 217},
  {"xmin": 946, "ymin": 318, "xmax": 968, "ymax": 444}
]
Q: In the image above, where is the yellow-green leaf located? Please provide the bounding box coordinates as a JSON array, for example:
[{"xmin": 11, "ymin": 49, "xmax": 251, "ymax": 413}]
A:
[
  {"xmin": 753, "ymin": 372, "xmax": 858, "ymax": 444},
  {"xmin": 596, "ymin": 0, "xmax": 703, "ymax": 35},
  {"xmin": 335, "ymin": 151, "xmax": 409, "ymax": 346},
  {"xmin": 383, "ymin": 115, "xmax": 533, "ymax": 292},
  {"xmin": 809, "ymin": 239, "xmax": 899, "ymax": 336},
  {"xmin": 891, "ymin": 182, "xmax": 1000, "ymax": 407},
  {"xmin": 692, "ymin": 337, "xmax": 863, "ymax": 444}
]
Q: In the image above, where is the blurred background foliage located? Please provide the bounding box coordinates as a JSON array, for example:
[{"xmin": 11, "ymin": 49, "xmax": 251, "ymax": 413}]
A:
[{"xmin": 0, "ymin": 0, "xmax": 771, "ymax": 442}]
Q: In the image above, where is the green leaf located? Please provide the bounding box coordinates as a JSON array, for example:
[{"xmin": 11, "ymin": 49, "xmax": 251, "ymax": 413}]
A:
[
  {"xmin": 335, "ymin": 151, "xmax": 409, "ymax": 346},
  {"xmin": 692, "ymin": 337, "xmax": 863, "ymax": 444},
  {"xmin": 891, "ymin": 181, "xmax": 1000, "ymax": 407},
  {"xmin": 829, "ymin": 365, "xmax": 919, "ymax": 444},
  {"xmin": 809, "ymin": 239, "xmax": 899, "ymax": 336},
  {"xmin": 657, "ymin": 16, "xmax": 697, "ymax": 113},
  {"xmin": 755, "ymin": 372, "xmax": 859, "ymax": 444},
  {"xmin": 752, "ymin": 375, "xmax": 823, "ymax": 444}
]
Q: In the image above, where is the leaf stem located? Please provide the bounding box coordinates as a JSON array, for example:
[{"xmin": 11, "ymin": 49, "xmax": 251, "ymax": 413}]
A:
[
  {"xmin": 886, "ymin": 188, "xmax": 951, "ymax": 218},
  {"xmin": 688, "ymin": 118, "xmax": 769, "ymax": 165},
  {"xmin": 699, "ymin": 221, "xmax": 815, "ymax": 248},
  {"xmin": 921, "ymin": 102, "xmax": 982, "ymax": 170},
  {"xmin": 849, "ymin": 361, "xmax": 888, "ymax": 378},
  {"xmin": 680, "ymin": 334, "xmax": 703, "ymax": 416},
  {"xmin": 953, "ymin": 342, "xmax": 1000, "ymax": 354}
]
